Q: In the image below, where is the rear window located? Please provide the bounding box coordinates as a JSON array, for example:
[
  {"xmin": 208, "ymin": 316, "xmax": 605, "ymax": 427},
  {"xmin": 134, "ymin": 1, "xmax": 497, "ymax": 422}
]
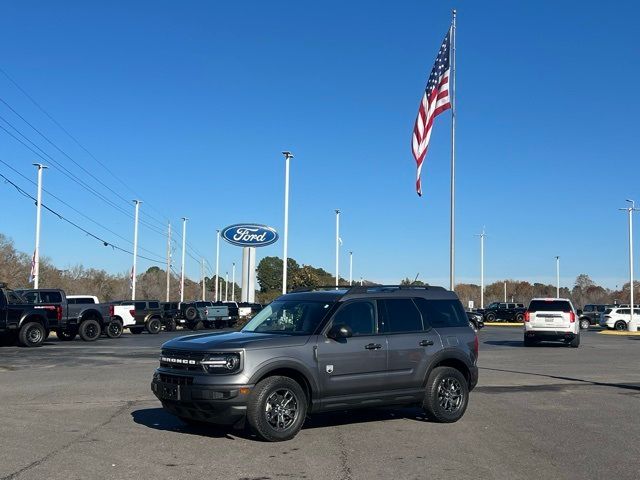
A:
[
  {"xmin": 528, "ymin": 300, "xmax": 572, "ymax": 312},
  {"xmin": 414, "ymin": 298, "xmax": 468, "ymax": 328}
]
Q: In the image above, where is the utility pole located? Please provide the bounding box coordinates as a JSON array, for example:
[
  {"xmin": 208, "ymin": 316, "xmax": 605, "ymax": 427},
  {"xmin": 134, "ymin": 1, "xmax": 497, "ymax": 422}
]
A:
[
  {"xmin": 215, "ymin": 229, "xmax": 220, "ymax": 301},
  {"xmin": 32, "ymin": 163, "xmax": 47, "ymax": 288},
  {"xmin": 225, "ymin": 272, "xmax": 229, "ymax": 302},
  {"xmin": 232, "ymin": 262, "xmax": 236, "ymax": 302},
  {"xmin": 620, "ymin": 200, "xmax": 639, "ymax": 332},
  {"xmin": 349, "ymin": 251, "xmax": 353, "ymax": 286},
  {"xmin": 282, "ymin": 151, "xmax": 293, "ymax": 294},
  {"xmin": 504, "ymin": 281, "xmax": 507, "ymax": 302},
  {"xmin": 335, "ymin": 209, "xmax": 340, "ymax": 288},
  {"xmin": 201, "ymin": 258, "xmax": 205, "ymax": 300},
  {"xmin": 555, "ymin": 256, "xmax": 560, "ymax": 298},
  {"xmin": 476, "ymin": 227, "xmax": 486, "ymax": 309},
  {"xmin": 131, "ymin": 200, "xmax": 141, "ymax": 300},
  {"xmin": 360, "ymin": 276, "xmax": 363, "ymax": 286},
  {"xmin": 166, "ymin": 222, "xmax": 171, "ymax": 302},
  {"xmin": 180, "ymin": 218, "xmax": 187, "ymax": 303},
  {"xmin": 219, "ymin": 278, "xmax": 223, "ymax": 303}
]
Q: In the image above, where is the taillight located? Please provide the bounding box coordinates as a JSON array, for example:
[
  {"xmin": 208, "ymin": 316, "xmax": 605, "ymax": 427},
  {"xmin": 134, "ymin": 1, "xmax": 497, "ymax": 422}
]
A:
[
  {"xmin": 524, "ymin": 311, "xmax": 530, "ymax": 322},
  {"xmin": 130, "ymin": 309, "xmax": 135, "ymax": 317},
  {"xmin": 109, "ymin": 305, "xmax": 114, "ymax": 317},
  {"xmin": 569, "ymin": 311, "xmax": 575, "ymax": 323},
  {"xmin": 473, "ymin": 335, "xmax": 479, "ymax": 358},
  {"xmin": 56, "ymin": 305, "xmax": 62, "ymax": 321}
]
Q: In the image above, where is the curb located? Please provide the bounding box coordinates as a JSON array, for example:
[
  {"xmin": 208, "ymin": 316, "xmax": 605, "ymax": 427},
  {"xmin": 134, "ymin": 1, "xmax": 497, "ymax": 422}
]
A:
[
  {"xmin": 484, "ymin": 322, "xmax": 523, "ymax": 327},
  {"xmin": 598, "ymin": 330, "xmax": 640, "ymax": 336}
]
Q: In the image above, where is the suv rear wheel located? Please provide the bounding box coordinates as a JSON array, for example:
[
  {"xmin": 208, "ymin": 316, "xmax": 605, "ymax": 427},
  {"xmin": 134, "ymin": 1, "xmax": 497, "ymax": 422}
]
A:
[
  {"xmin": 485, "ymin": 313, "xmax": 495, "ymax": 322},
  {"xmin": 614, "ymin": 320, "xmax": 627, "ymax": 331},
  {"xmin": 569, "ymin": 334, "xmax": 580, "ymax": 348},
  {"xmin": 514, "ymin": 313, "xmax": 524, "ymax": 322},
  {"xmin": 106, "ymin": 320, "xmax": 123, "ymax": 339},
  {"xmin": 580, "ymin": 318, "xmax": 591, "ymax": 330},
  {"xmin": 79, "ymin": 319, "xmax": 101, "ymax": 342},
  {"xmin": 423, "ymin": 366, "xmax": 469, "ymax": 423},
  {"xmin": 146, "ymin": 318, "xmax": 161, "ymax": 334},
  {"xmin": 247, "ymin": 376, "xmax": 307, "ymax": 442}
]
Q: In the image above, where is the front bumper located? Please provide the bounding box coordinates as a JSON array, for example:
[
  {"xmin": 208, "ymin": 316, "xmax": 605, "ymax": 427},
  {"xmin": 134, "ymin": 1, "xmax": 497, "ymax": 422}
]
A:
[{"xmin": 151, "ymin": 372, "xmax": 252, "ymax": 425}]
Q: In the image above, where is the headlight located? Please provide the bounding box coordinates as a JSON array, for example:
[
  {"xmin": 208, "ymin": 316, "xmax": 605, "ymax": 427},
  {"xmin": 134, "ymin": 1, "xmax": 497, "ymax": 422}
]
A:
[{"xmin": 201, "ymin": 353, "xmax": 241, "ymax": 374}]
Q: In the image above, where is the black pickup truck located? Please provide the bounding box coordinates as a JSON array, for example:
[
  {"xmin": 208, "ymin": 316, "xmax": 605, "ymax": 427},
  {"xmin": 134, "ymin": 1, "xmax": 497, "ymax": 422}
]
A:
[
  {"xmin": 478, "ymin": 302, "xmax": 526, "ymax": 322},
  {"xmin": 0, "ymin": 283, "xmax": 62, "ymax": 347},
  {"xmin": 17, "ymin": 288, "xmax": 115, "ymax": 341}
]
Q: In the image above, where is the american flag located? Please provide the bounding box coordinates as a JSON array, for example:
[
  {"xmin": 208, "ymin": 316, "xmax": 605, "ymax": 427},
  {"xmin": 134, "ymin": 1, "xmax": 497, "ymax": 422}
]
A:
[
  {"xmin": 28, "ymin": 250, "xmax": 36, "ymax": 283},
  {"xmin": 411, "ymin": 28, "xmax": 452, "ymax": 196}
]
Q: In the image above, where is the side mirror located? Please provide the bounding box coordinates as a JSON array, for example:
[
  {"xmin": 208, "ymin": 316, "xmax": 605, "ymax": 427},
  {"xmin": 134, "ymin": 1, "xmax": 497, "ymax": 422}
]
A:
[{"xmin": 327, "ymin": 324, "xmax": 353, "ymax": 339}]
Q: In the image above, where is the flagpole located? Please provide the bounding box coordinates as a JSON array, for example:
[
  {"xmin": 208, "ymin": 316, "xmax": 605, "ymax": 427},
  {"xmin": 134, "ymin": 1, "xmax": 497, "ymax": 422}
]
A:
[{"xmin": 449, "ymin": 9, "xmax": 457, "ymax": 292}]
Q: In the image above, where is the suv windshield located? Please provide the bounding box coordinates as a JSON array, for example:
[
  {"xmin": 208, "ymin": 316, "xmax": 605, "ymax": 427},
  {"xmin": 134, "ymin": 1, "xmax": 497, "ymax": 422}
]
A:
[
  {"xmin": 242, "ymin": 300, "xmax": 333, "ymax": 335},
  {"xmin": 528, "ymin": 300, "xmax": 572, "ymax": 312}
]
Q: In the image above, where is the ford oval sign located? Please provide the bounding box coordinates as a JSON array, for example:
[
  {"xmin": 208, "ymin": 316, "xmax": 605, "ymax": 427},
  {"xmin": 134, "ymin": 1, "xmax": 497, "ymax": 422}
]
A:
[{"xmin": 221, "ymin": 224, "xmax": 279, "ymax": 248}]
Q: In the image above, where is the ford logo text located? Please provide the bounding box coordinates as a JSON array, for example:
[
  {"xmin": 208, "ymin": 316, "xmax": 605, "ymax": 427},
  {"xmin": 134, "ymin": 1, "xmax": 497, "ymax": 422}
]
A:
[{"xmin": 221, "ymin": 224, "xmax": 279, "ymax": 247}]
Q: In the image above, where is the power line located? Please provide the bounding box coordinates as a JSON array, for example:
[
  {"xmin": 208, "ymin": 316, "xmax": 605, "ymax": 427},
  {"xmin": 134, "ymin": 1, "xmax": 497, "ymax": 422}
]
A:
[
  {"xmin": 0, "ymin": 171, "xmax": 165, "ymax": 264},
  {"xmin": 0, "ymin": 67, "xmax": 171, "ymax": 226}
]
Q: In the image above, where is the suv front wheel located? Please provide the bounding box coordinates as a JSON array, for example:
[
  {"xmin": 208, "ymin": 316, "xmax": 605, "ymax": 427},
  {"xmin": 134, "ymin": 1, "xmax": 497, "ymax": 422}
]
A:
[
  {"xmin": 423, "ymin": 366, "xmax": 469, "ymax": 423},
  {"xmin": 246, "ymin": 376, "xmax": 307, "ymax": 442}
]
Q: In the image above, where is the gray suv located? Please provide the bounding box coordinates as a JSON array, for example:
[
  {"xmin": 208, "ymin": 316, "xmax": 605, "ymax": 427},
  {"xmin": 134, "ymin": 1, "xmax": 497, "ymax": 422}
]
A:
[{"xmin": 151, "ymin": 285, "xmax": 478, "ymax": 441}]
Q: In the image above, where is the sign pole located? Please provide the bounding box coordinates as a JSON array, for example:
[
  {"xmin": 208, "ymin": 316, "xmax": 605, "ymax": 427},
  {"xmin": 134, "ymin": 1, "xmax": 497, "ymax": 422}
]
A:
[
  {"xmin": 282, "ymin": 151, "xmax": 293, "ymax": 294},
  {"xmin": 215, "ymin": 229, "xmax": 220, "ymax": 302},
  {"xmin": 335, "ymin": 209, "xmax": 340, "ymax": 287},
  {"xmin": 32, "ymin": 163, "xmax": 47, "ymax": 288}
]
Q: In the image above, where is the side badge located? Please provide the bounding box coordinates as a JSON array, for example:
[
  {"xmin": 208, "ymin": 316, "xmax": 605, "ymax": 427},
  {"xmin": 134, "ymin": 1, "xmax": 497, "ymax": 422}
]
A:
[{"xmin": 326, "ymin": 364, "xmax": 334, "ymax": 374}]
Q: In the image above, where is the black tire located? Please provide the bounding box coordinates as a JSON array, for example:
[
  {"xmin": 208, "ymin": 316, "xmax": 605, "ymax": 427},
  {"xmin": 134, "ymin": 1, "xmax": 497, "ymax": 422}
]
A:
[
  {"xmin": 189, "ymin": 321, "xmax": 204, "ymax": 331},
  {"xmin": 18, "ymin": 322, "xmax": 46, "ymax": 347},
  {"xmin": 614, "ymin": 320, "xmax": 627, "ymax": 331},
  {"xmin": 570, "ymin": 334, "xmax": 580, "ymax": 348},
  {"xmin": 580, "ymin": 318, "xmax": 591, "ymax": 330},
  {"xmin": 514, "ymin": 313, "xmax": 524, "ymax": 323},
  {"xmin": 130, "ymin": 327, "xmax": 144, "ymax": 335},
  {"xmin": 146, "ymin": 318, "xmax": 162, "ymax": 334},
  {"xmin": 79, "ymin": 319, "xmax": 101, "ymax": 342},
  {"xmin": 57, "ymin": 328, "xmax": 77, "ymax": 341},
  {"xmin": 184, "ymin": 306, "xmax": 198, "ymax": 321},
  {"xmin": 164, "ymin": 319, "xmax": 177, "ymax": 332},
  {"xmin": 423, "ymin": 366, "xmax": 469, "ymax": 423},
  {"xmin": 105, "ymin": 320, "xmax": 123, "ymax": 339},
  {"xmin": 246, "ymin": 376, "xmax": 307, "ymax": 442},
  {"xmin": 523, "ymin": 336, "xmax": 535, "ymax": 347},
  {"xmin": 485, "ymin": 313, "xmax": 495, "ymax": 322}
]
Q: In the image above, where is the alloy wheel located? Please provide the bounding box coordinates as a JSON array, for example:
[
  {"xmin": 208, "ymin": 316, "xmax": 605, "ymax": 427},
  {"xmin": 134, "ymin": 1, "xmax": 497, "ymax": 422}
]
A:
[
  {"xmin": 264, "ymin": 388, "xmax": 299, "ymax": 431},
  {"xmin": 437, "ymin": 377, "xmax": 464, "ymax": 413}
]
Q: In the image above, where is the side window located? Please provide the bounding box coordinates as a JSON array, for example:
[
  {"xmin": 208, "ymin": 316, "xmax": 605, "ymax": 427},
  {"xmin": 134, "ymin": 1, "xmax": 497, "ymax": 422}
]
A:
[
  {"xmin": 134, "ymin": 302, "xmax": 146, "ymax": 310},
  {"xmin": 23, "ymin": 292, "xmax": 38, "ymax": 303},
  {"xmin": 415, "ymin": 298, "xmax": 468, "ymax": 328},
  {"xmin": 499, "ymin": 303, "xmax": 507, "ymax": 309},
  {"xmin": 332, "ymin": 301, "xmax": 376, "ymax": 336},
  {"xmin": 381, "ymin": 299, "xmax": 424, "ymax": 333},
  {"xmin": 7, "ymin": 291, "xmax": 23, "ymax": 304},
  {"xmin": 149, "ymin": 302, "xmax": 160, "ymax": 309},
  {"xmin": 41, "ymin": 292, "xmax": 62, "ymax": 303}
]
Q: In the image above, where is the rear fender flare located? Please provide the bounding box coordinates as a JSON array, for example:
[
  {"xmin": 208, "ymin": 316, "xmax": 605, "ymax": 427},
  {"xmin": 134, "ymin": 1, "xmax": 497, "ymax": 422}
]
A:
[
  {"xmin": 19, "ymin": 313, "xmax": 49, "ymax": 330},
  {"xmin": 422, "ymin": 348, "xmax": 473, "ymax": 387}
]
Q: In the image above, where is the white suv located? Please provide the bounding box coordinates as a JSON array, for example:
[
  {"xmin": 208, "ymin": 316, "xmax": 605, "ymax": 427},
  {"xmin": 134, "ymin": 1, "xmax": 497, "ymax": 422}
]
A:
[
  {"xmin": 524, "ymin": 298, "xmax": 580, "ymax": 347},
  {"xmin": 599, "ymin": 307, "xmax": 640, "ymax": 331}
]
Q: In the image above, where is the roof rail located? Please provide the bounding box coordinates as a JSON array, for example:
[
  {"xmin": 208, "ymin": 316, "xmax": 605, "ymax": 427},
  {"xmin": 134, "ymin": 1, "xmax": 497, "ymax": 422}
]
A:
[
  {"xmin": 289, "ymin": 286, "xmax": 348, "ymax": 293},
  {"xmin": 288, "ymin": 284, "xmax": 444, "ymax": 295}
]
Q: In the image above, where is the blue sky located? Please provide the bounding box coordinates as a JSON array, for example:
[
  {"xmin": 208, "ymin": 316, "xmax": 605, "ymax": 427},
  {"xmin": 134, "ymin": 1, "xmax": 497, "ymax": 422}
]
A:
[{"xmin": 1, "ymin": 0, "xmax": 638, "ymax": 289}]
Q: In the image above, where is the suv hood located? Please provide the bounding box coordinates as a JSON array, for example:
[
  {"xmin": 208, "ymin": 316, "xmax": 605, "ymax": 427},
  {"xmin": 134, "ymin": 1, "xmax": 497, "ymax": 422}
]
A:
[{"xmin": 162, "ymin": 331, "xmax": 310, "ymax": 351}]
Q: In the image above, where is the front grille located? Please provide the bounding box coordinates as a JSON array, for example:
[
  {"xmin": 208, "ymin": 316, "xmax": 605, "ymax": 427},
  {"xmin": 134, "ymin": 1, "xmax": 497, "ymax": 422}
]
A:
[
  {"xmin": 158, "ymin": 373, "xmax": 193, "ymax": 386},
  {"xmin": 160, "ymin": 349, "xmax": 206, "ymax": 372}
]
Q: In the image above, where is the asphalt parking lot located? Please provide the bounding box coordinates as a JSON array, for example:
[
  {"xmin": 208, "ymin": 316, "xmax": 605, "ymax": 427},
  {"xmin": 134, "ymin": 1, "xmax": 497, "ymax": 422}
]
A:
[{"xmin": 1, "ymin": 327, "xmax": 639, "ymax": 480}]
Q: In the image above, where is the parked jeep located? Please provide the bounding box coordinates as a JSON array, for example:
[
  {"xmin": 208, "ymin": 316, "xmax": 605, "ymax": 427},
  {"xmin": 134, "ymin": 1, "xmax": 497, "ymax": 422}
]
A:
[
  {"xmin": 161, "ymin": 302, "xmax": 180, "ymax": 331},
  {"xmin": 479, "ymin": 302, "xmax": 526, "ymax": 322},
  {"xmin": 130, "ymin": 300, "xmax": 163, "ymax": 334},
  {"xmin": 181, "ymin": 301, "xmax": 231, "ymax": 330},
  {"xmin": 152, "ymin": 285, "xmax": 478, "ymax": 441}
]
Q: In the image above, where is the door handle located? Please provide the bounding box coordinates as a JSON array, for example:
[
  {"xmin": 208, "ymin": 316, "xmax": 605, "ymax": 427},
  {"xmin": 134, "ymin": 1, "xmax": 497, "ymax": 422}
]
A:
[
  {"xmin": 365, "ymin": 343, "xmax": 382, "ymax": 350},
  {"xmin": 419, "ymin": 339, "xmax": 434, "ymax": 347}
]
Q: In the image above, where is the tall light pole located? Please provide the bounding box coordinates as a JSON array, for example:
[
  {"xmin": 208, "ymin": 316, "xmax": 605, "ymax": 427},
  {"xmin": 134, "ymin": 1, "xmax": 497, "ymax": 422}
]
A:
[
  {"xmin": 201, "ymin": 258, "xmax": 206, "ymax": 300},
  {"xmin": 225, "ymin": 272, "xmax": 229, "ymax": 302},
  {"xmin": 282, "ymin": 151, "xmax": 293, "ymax": 294},
  {"xmin": 131, "ymin": 200, "xmax": 142, "ymax": 300},
  {"xmin": 335, "ymin": 209, "xmax": 340, "ymax": 287},
  {"xmin": 32, "ymin": 163, "xmax": 47, "ymax": 288},
  {"xmin": 166, "ymin": 222, "xmax": 171, "ymax": 302},
  {"xmin": 476, "ymin": 227, "xmax": 486, "ymax": 309},
  {"xmin": 180, "ymin": 217, "xmax": 188, "ymax": 303},
  {"xmin": 215, "ymin": 229, "xmax": 220, "ymax": 301},
  {"xmin": 503, "ymin": 281, "xmax": 507, "ymax": 302},
  {"xmin": 232, "ymin": 262, "xmax": 236, "ymax": 302},
  {"xmin": 620, "ymin": 199, "xmax": 639, "ymax": 332},
  {"xmin": 555, "ymin": 256, "xmax": 560, "ymax": 298},
  {"xmin": 349, "ymin": 251, "xmax": 353, "ymax": 286}
]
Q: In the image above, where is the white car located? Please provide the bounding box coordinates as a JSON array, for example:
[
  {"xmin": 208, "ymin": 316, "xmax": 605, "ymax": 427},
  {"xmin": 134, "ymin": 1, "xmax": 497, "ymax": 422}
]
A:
[
  {"xmin": 524, "ymin": 298, "xmax": 580, "ymax": 347},
  {"xmin": 67, "ymin": 295, "xmax": 135, "ymax": 332},
  {"xmin": 599, "ymin": 307, "xmax": 640, "ymax": 331}
]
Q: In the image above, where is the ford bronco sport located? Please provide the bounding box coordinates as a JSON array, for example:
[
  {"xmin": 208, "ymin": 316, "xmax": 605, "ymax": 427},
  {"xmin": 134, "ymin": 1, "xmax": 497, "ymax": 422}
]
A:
[{"xmin": 151, "ymin": 285, "xmax": 478, "ymax": 441}]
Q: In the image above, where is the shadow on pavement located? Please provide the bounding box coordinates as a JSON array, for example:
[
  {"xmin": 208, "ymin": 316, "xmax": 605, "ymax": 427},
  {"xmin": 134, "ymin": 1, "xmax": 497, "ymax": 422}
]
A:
[
  {"xmin": 484, "ymin": 340, "xmax": 570, "ymax": 348},
  {"xmin": 131, "ymin": 408, "xmax": 242, "ymax": 440},
  {"xmin": 480, "ymin": 367, "xmax": 640, "ymax": 392},
  {"xmin": 302, "ymin": 406, "xmax": 428, "ymax": 430}
]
